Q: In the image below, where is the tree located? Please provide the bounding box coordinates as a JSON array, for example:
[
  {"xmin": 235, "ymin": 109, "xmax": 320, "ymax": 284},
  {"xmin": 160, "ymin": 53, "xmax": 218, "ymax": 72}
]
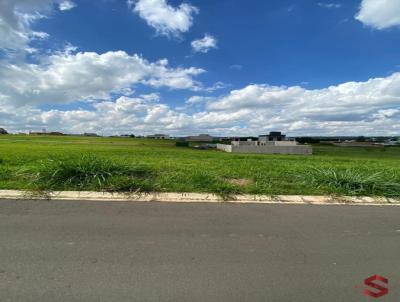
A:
[{"xmin": 0, "ymin": 128, "xmax": 8, "ymax": 135}]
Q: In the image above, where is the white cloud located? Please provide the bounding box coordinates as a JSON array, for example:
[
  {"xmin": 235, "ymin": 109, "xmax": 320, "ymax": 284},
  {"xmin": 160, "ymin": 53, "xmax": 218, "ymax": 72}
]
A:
[
  {"xmin": 0, "ymin": 50, "xmax": 205, "ymax": 106},
  {"xmin": 0, "ymin": 0, "xmax": 79, "ymax": 51},
  {"xmin": 204, "ymin": 81, "xmax": 229, "ymax": 92},
  {"xmin": 2, "ymin": 73, "xmax": 400, "ymax": 136},
  {"xmin": 3, "ymin": 95, "xmax": 193, "ymax": 135},
  {"xmin": 59, "ymin": 0, "xmax": 76, "ymax": 11},
  {"xmin": 186, "ymin": 96, "xmax": 214, "ymax": 105},
  {"xmin": 0, "ymin": 0, "xmax": 399, "ymax": 136},
  {"xmin": 191, "ymin": 34, "xmax": 218, "ymax": 53},
  {"xmin": 129, "ymin": 0, "xmax": 198, "ymax": 38},
  {"xmin": 0, "ymin": 0, "xmax": 54, "ymax": 50},
  {"xmin": 317, "ymin": 2, "xmax": 342, "ymax": 9},
  {"xmin": 355, "ymin": 0, "xmax": 400, "ymax": 30},
  {"xmin": 229, "ymin": 65, "xmax": 243, "ymax": 70},
  {"xmin": 199, "ymin": 73, "xmax": 400, "ymax": 135}
]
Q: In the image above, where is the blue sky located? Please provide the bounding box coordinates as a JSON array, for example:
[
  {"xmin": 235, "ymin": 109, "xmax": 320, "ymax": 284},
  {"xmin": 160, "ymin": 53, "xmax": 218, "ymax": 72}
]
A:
[{"xmin": 1, "ymin": 0, "xmax": 400, "ymax": 136}]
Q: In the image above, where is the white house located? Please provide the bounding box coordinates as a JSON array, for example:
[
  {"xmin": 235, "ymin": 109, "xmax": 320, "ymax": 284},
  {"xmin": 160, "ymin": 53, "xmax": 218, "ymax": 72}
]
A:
[
  {"xmin": 217, "ymin": 132, "xmax": 312, "ymax": 155},
  {"xmin": 147, "ymin": 134, "xmax": 170, "ymax": 139}
]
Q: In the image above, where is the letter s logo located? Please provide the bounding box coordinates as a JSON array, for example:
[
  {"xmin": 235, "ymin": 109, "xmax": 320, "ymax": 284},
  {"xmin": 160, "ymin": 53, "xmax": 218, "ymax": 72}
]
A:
[{"xmin": 364, "ymin": 275, "xmax": 388, "ymax": 298}]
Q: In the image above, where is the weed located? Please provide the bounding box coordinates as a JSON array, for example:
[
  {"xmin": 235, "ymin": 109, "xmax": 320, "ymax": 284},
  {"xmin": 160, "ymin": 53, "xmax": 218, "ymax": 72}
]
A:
[
  {"xmin": 24, "ymin": 154, "xmax": 155, "ymax": 192},
  {"xmin": 299, "ymin": 168, "xmax": 400, "ymax": 197},
  {"xmin": 0, "ymin": 166, "xmax": 9, "ymax": 181}
]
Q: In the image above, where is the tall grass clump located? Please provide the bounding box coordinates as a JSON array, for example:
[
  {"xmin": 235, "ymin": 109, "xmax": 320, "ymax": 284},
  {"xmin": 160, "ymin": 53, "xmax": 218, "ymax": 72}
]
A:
[
  {"xmin": 0, "ymin": 158, "xmax": 11, "ymax": 181},
  {"xmin": 27, "ymin": 154, "xmax": 155, "ymax": 192},
  {"xmin": 299, "ymin": 168, "xmax": 400, "ymax": 197},
  {"xmin": 187, "ymin": 171, "xmax": 243, "ymax": 199}
]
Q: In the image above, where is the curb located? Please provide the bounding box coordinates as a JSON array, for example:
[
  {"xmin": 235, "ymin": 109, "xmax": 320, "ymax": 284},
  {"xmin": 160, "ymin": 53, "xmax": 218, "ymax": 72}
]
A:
[{"xmin": 0, "ymin": 190, "xmax": 399, "ymax": 205}]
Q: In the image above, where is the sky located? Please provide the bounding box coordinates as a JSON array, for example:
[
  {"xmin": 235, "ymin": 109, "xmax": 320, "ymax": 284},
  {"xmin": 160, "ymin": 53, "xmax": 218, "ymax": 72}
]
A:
[{"xmin": 0, "ymin": 0, "xmax": 400, "ymax": 136}]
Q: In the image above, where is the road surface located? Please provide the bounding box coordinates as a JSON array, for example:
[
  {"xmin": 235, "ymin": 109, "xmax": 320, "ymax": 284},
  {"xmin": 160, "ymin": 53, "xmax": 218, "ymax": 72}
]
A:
[{"xmin": 0, "ymin": 199, "xmax": 399, "ymax": 302}]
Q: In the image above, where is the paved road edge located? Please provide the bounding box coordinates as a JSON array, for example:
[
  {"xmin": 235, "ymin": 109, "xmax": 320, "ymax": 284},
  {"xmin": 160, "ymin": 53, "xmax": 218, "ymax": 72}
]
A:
[{"xmin": 0, "ymin": 190, "xmax": 399, "ymax": 205}]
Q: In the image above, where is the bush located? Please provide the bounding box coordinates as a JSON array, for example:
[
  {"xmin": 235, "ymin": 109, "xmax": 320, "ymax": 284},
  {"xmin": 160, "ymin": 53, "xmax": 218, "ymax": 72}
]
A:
[
  {"xmin": 27, "ymin": 154, "xmax": 155, "ymax": 192},
  {"xmin": 299, "ymin": 168, "xmax": 400, "ymax": 197}
]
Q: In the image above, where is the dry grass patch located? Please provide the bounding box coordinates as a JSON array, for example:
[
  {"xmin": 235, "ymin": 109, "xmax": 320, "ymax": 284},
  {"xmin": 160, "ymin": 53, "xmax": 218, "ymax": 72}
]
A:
[{"xmin": 224, "ymin": 178, "xmax": 254, "ymax": 187}]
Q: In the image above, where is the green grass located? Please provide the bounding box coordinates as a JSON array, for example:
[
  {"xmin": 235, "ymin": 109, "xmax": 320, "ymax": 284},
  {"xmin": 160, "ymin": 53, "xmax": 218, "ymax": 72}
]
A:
[
  {"xmin": 22, "ymin": 154, "xmax": 155, "ymax": 193},
  {"xmin": 0, "ymin": 135, "xmax": 399, "ymax": 197},
  {"xmin": 297, "ymin": 168, "xmax": 400, "ymax": 197}
]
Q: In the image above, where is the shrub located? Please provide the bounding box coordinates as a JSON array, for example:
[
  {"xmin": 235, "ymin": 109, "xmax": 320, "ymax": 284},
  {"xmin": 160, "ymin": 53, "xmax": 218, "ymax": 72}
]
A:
[{"xmin": 299, "ymin": 168, "xmax": 400, "ymax": 197}]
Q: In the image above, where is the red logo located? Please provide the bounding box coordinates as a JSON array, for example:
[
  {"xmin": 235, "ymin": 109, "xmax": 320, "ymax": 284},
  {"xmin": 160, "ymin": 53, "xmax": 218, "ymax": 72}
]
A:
[{"xmin": 364, "ymin": 275, "xmax": 389, "ymax": 298}]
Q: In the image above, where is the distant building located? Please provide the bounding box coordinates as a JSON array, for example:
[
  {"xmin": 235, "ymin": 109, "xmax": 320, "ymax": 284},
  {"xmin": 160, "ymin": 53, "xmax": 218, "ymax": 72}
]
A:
[
  {"xmin": 0, "ymin": 128, "xmax": 8, "ymax": 135},
  {"xmin": 147, "ymin": 134, "xmax": 170, "ymax": 139},
  {"xmin": 185, "ymin": 134, "xmax": 214, "ymax": 142},
  {"xmin": 259, "ymin": 131, "xmax": 287, "ymax": 142},
  {"xmin": 231, "ymin": 136, "xmax": 258, "ymax": 142},
  {"xmin": 217, "ymin": 132, "xmax": 312, "ymax": 155}
]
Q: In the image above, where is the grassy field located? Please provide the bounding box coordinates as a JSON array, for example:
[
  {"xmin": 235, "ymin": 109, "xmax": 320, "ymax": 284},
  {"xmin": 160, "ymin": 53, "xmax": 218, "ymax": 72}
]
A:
[{"xmin": 0, "ymin": 135, "xmax": 399, "ymax": 197}]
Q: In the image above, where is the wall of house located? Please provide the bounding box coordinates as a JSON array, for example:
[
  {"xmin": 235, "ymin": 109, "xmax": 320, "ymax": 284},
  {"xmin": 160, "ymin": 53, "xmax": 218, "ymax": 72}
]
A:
[
  {"xmin": 216, "ymin": 144, "xmax": 232, "ymax": 152},
  {"xmin": 217, "ymin": 144, "xmax": 312, "ymax": 155},
  {"xmin": 258, "ymin": 141, "xmax": 297, "ymax": 146},
  {"xmin": 232, "ymin": 141, "xmax": 258, "ymax": 146},
  {"xmin": 233, "ymin": 145, "xmax": 312, "ymax": 155},
  {"xmin": 232, "ymin": 141, "xmax": 298, "ymax": 146}
]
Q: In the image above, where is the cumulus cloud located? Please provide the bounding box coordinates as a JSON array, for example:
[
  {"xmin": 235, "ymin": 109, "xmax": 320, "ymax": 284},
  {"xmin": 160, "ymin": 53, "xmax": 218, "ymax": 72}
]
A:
[
  {"xmin": 0, "ymin": 95, "xmax": 195, "ymax": 135},
  {"xmin": 191, "ymin": 34, "xmax": 218, "ymax": 53},
  {"xmin": 0, "ymin": 0, "xmax": 398, "ymax": 136},
  {"xmin": 2, "ymin": 73, "xmax": 400, "ymax": 136},
  {"xmin": 185, "ymin": 96, "xmax": 215, "ymax": 105},
  {"xmin": 0, "ymin": 0, "xmax": 54, "ymax": 50},
  {"xmin": 202, "ymin": 73, "xmax": 400, "ymax": 135},
  {"xmin": 129, "ymin": 0, "xmax": 198, "ymax": 37},
  {"xmin": 59, "ymin": 0, "xmax": 76, "ymax": 11},
  {"xmin": 0, "ymin": 50, "xmax": 205, "ymax": 106},
  {"xmin": 355, "ymin": 0, "xmax": 400, "ymax": 29}
]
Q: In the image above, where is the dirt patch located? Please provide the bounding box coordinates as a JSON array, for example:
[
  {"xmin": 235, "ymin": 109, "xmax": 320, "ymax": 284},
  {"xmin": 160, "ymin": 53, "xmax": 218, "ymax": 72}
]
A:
[{"xmin": 224, "ymin": 178, "xmax": 254, "ymax": 187}]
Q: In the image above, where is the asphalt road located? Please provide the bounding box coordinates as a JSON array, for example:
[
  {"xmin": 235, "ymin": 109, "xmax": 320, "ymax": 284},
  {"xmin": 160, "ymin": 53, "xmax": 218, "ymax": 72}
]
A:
[{"xmin": 0, "ymin": 200, "xmax": 399, "ymax": 302}]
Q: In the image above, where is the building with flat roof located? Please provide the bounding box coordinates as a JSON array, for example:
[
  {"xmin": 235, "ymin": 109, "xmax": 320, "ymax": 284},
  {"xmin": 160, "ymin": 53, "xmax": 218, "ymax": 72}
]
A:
[
  {"xmin": 147, "ymin": 134, "xmax": 170, "ymax": 139},
  {"xmin": 259, "ymin": 131, "xmax": 287, "ymax": 142},
  {"xmin": 217, "ymin": 132, "xmax": 312, "ymax": 155}
]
